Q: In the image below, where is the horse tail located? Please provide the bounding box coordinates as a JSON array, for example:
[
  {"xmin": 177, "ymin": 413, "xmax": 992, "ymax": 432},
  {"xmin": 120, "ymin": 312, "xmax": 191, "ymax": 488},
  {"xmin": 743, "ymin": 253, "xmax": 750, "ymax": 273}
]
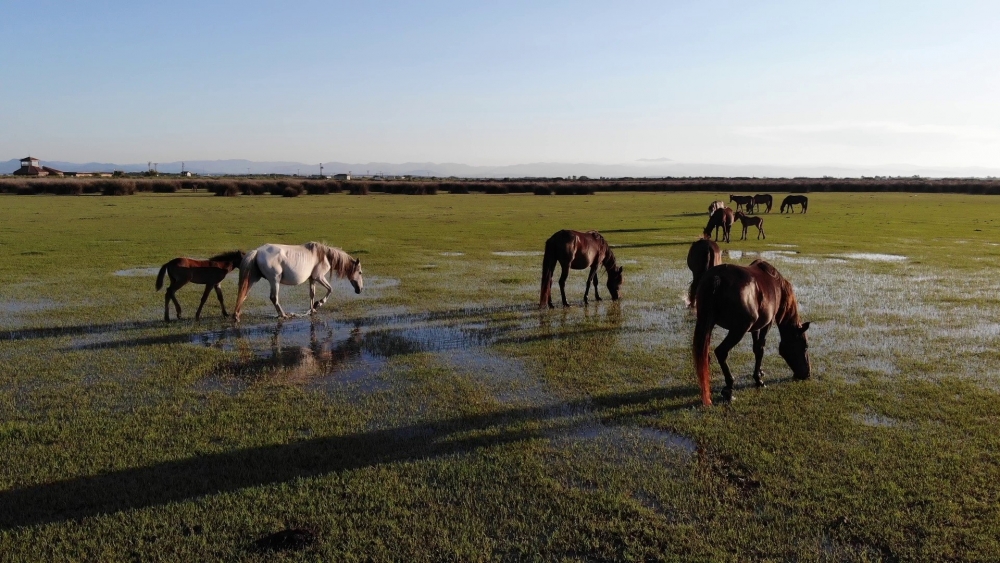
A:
[
  {"xmin": 155, "ymin": 262, "xmax": 169, "ymax": 291},
  {"xmin": 692, "ymin": 276, "xmax": 719, "ymax": 406},
  {"xmin": 233, "ymin": 249, "xmax": 260, "ymax": 321},
  {"xmin": 539, "ymin": 239, "xmax": 558, "ymax": 309}
]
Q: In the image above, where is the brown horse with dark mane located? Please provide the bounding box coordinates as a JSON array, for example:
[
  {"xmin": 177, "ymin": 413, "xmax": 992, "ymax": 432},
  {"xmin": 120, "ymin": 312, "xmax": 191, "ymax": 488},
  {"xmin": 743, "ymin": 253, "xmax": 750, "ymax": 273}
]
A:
[
  {"xmin": 692, "ymin": 260, "xmax": 810, "ymax": 405},
  {"xmin": 686, "ymin": 239, "xmax": 721, "ymax": 308},
  {"xmin": 734, "ymin": 211, "xmax": 765, "ymax": 240},
  {"xmin": 704, "ymin": 207, "xmax": 734, "ymax": 243},
  {"xmin": 156, "ymin": 250, "xmax": 245, "ymax": 321},
  {"xmin": 539, "ymin": 230, "xmax": 623, "ymax": 308},
  {"xmin": 729, "ymin": 194, "xmax": 754, "ymax": 213},
  {"xmin": 752, "ymin": 193, "xmax": 773, "ymax": 213},
  {"xmin": 780, "ymin": 195, "xmax": 808, "ymax": 213}
]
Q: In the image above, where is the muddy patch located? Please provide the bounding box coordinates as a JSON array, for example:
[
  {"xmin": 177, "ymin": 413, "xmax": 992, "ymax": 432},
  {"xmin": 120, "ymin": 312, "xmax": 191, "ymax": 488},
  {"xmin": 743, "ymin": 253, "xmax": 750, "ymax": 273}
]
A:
[{"xmin": 0, "ymin": 299, "xmax": 58, "ymax": 314}]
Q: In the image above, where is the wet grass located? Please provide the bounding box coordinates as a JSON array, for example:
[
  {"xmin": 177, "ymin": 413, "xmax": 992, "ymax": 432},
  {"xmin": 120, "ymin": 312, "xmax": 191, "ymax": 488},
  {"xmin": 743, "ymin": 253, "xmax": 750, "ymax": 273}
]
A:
[{"xmin": 1, "ymin": 192, "xmax": 1000, "ymax": 560}]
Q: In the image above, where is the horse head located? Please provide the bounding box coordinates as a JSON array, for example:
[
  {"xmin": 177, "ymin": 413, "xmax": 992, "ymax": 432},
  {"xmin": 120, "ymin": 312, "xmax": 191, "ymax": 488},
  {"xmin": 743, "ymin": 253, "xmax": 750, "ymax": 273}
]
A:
[
  {"xmin": 606, "ymin": 265, "xmax": 624, "ymax": 300},
  {"xmin": 778, "ymin": 322, "xmax": 811, "ymax": 380},
  {"xmin": 348, "ymin": 258, "xmax": 363, "ymax": 294}
]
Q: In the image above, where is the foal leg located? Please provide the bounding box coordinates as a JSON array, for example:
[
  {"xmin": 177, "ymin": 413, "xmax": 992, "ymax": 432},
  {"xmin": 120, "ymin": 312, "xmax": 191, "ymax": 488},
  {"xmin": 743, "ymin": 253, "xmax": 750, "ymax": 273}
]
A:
[
  {"xmin": 558, "ymin": 262, "xmax": 571, "ymax": 307},
  {"xmin": 715, "ymin": 328, "xmax": 748, "ymax": 402},
  {"xmin": 195, "ymin": 284, "xmax": 213, "ymax": 320},
  {"xmin": 214, "ymin": 284, "xmax": 228, "ymax": 317}
]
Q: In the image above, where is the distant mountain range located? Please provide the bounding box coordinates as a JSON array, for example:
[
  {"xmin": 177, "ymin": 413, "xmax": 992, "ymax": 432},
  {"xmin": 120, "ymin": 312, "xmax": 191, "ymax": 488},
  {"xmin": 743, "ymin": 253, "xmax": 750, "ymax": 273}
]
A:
[{"xmin": 4, "ymin": 158, "xmax": 999, "ymax": 179}]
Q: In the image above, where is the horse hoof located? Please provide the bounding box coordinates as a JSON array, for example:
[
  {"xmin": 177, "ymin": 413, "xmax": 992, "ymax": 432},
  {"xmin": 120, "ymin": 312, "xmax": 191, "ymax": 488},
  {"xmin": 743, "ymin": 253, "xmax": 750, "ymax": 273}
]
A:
[{"xmin": 720, "ymin": 387, "xmax": 734, "ymax": 402}]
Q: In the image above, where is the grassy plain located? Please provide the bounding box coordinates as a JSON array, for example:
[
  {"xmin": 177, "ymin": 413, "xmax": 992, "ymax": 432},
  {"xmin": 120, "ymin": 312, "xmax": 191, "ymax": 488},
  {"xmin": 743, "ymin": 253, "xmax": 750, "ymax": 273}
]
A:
[{"xmin": 1, "ymin": 191, "xmax": 999, "ymax": 561}]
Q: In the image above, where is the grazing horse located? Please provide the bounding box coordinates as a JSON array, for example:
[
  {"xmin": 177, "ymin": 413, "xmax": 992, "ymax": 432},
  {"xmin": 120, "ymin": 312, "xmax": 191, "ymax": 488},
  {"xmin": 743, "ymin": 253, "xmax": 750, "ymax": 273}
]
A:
[
  {"xmin": 752, "ymin": 193, "xmax": 773, "ymax": 213},
  {"xmin": 686, "ymin": 239, "xmax": 721, "ymax": 308},
  {"xmin": 708, "ymin": 200, "xmax": 726, "ymax": 216},
  {"xmin": 233, "ymin": 242, "xmax": 363, "ymax": 322},
  {"xmin": 539, "ymin": 230, "xmax": 623, "ymax": 308},
  {"xmin": 780, "ymin": 195, "xmax": 809, "ymax": 213},
  {"xmin": 734, "ymin": 211, "xmax": 766, "ymax": 240},
  {"xmin": 155, "ymin": 250, "xmax": 245, "ymax": 321},
  {"xmin": 692, "ymin": 260, "xmax": 810, "ymax": 405},
  {"xmin": 704, "ymin": 207, "xmax": 734, "ymax": 243},
  {"xmin": 729, "ymin": 194, "xmax": 754, "ymax": 213}
]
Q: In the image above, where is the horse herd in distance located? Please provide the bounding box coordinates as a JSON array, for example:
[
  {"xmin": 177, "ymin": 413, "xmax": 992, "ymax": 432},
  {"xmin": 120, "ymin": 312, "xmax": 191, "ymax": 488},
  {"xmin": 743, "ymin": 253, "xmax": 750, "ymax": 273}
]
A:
[
  {"xmin": 152, "ymin": 194, "xmax": 812, "ymax": 406},
  {"xmin": 705, "ymin": 194, "xmax": 809, "ymax": 243}
]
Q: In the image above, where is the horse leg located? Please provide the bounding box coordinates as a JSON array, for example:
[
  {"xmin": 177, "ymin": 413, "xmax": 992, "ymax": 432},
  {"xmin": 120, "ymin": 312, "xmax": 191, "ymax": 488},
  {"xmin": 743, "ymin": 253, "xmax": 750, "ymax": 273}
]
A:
[
  {"xmin": 314, "ymin": 276, "xmax": 334, "ymax": 309},
  {"xmin": 715, "ymin": 328, "xmax": 748, "ymax": 402},
  {"xmin": 557, "ymin": 261, "xmax": 571, "ymax": 307},
  {"xmin": 758, "ymin": 223, "xmax": 765, "ymax": 239},
  {"xmin": 592, "ymin": 268, "xmax": 602, "ymax": 301},
  {"xmin": 195, "ymin": 284, "xmax": 213, "ymax": 320},
  {"xmin": 214, "ymin": 284, "xmax": 228, "ymax": 317},
  {"xmin": 750, "ymin": 327, "xmax": 769, "ymax": 387},
  {"xmin": 269, "ymin": 276, "xmax": 288, "ymax": 318},
  {"xmin": 308, "ymin": 280, "xmax": 317, "ymax": 313},
  {"xmin": 583, "ymin": 264, "xmax": 598, "ymax": 304},
  {"xmin": 163, "ymin": 288, "xmax": 173, "ymax": 322}
]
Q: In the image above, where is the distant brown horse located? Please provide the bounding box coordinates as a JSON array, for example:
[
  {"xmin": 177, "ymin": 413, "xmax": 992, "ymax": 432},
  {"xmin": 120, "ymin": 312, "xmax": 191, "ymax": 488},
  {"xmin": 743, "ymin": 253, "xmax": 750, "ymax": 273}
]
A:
[
  {"xmin": 752, "ymin": 193, "xmax": 772, "ymax": 213},
  {"xmin": 692, "ymin": 260, "xmax": 810, "ymax": 405},
  {"xmin": 686, "ymin": 239, "xmax": 721, "ymax": 308},
  {"xmin": 704, "ymin": 207, "xmax": 734, "ymax": 243},
  {"xmin": 708, "ymin": 200, "xmax": 726, "ymax": 216},
  {"xmin": 156, "ymin": 250, "xmax": 245, "ymax": 321},
  {"xmin": 734, "ymin": 211, "xmax": 766, "ymax": 240},
  {"xmin": 539, "ymin": 230, "xmax": 623, "ymax": 308},
  {"xmin": 729, "ymin": 194, "xmax": 754, "ymax": 213},
  {"xmin": 780, "ymin": 195, "xmax": 808, "ymax": 213}
]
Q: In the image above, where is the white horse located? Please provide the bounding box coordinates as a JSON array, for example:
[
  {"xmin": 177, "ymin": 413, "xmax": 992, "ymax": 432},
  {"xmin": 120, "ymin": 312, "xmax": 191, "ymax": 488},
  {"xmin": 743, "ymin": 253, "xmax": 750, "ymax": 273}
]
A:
[
  {"xmin": 708, "ymin": 200, "xmax": 727, "ymax": 216},
  {"xmin": 233, "ymin": 242, "xmax": 363, "ymax": 322}
]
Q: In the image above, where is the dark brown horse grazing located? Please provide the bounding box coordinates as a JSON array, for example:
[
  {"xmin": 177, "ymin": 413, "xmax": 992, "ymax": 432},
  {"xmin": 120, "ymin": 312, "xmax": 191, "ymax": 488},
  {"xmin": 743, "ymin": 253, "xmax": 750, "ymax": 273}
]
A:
[
  {"xmin": 156, "ymin": 250, "xmax": 245, "ymax": 321},
  {"xmin": 780, "ymin": 195, "xmax": 808, "ymax": 213},
  {"xmin": 752, "ymin": 193, "xmax": 773, "ymax": 213},
  {"xmin": 539, "ymin": 230, "xmax": 623, "ymax": 308},
  {"xmin": 734, "ymin": 211, "xmax": 765, "ymax": 240},
  {"xmin": 692, "ymin": 260, "xmax": 810, "ymax": 405},
  {"xmin": 686, "ymin": 239, "xmax": 721, "ymax": 308},
  {"xmin": 704, "ymin": 207, "xmax": 734, "ymax": 243},
  {"xmin": 729, "ymin": 194, "xmax": 754, "ymax": 213}
]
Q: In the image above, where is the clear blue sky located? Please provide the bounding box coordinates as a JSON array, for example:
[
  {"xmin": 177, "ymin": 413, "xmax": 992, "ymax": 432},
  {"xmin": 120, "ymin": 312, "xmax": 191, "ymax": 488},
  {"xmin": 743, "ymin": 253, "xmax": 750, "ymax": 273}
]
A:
[{"xmin": 2, "ymin": 1, "xmax": 998, "ymax": 167}]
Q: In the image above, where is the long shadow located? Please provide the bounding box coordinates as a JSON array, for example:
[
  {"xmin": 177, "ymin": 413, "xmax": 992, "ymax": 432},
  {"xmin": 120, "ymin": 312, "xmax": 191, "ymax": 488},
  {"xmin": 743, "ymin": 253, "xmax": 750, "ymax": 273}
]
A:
[{"xmin": 0, "ymin": 386, "xmax": 700, "ymax": 530}]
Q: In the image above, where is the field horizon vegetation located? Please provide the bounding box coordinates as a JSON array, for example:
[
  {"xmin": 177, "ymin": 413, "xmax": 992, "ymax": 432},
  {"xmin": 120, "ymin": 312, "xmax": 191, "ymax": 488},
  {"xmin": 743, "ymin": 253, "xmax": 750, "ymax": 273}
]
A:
[{"xmin": 1, "ymin": 190, "xmax": 999, "ymax": 560}]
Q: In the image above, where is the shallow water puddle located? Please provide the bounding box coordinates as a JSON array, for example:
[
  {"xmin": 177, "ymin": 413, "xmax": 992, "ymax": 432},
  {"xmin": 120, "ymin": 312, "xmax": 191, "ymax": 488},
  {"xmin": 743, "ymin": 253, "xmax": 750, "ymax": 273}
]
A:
[
  {"xmin": 835, "ymin": 253, "xmax": 907, "ymax": 262},
  {"xmin": 113, "ymin": 267, "xmax": 162, "ymax": 277}
]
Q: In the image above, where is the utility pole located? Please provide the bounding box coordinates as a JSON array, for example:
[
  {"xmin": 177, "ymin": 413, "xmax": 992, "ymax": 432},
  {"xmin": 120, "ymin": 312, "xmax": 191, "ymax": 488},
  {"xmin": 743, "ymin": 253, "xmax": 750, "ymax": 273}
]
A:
[{"xmin": 320, "ymin": 163, "xmax": 324, "ymax": 177}]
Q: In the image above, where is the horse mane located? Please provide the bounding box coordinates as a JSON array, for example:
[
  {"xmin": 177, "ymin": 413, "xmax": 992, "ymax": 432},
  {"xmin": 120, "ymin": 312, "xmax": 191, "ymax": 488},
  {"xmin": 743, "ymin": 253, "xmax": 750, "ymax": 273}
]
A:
[
  {"xmin": 603, "ymin": 247, "xmax": 618, "ymax": 270},
  {"xmin": 208, "ymin": 250, "xmax": 244, "ymax": 263},
  {"xmin": 305, "ymin": 241, "xmax": 355, "ymax": 279}
]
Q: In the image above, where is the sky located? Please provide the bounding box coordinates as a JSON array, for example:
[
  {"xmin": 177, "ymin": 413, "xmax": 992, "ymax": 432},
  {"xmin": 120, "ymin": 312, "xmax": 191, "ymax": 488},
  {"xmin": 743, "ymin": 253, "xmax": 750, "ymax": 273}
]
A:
[{"xmin": 2, "ymin": 1, "xmax": 999, "ymax": 169}]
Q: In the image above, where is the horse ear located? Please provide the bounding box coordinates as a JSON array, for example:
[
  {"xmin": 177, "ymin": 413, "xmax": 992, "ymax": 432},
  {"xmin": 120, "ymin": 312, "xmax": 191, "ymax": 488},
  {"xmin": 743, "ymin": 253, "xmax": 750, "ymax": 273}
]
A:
[{"xmin": 800, "ymin": 322, "xmax": 811, "ymax": 333}]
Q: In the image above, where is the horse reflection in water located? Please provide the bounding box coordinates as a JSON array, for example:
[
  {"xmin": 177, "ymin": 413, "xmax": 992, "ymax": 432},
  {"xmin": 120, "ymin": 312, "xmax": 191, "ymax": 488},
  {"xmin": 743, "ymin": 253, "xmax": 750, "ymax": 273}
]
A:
[{"xmin": 232, "ymin": 321, "xmax": 366, "ymax": 383}]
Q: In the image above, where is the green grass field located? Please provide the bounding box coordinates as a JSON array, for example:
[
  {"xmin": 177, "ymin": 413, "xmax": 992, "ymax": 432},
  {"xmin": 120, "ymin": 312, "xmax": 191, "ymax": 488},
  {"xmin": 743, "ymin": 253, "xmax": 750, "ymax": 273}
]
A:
[{"xmin": 1, "ymin": 191, "xmax": 999, "ymax": 561}]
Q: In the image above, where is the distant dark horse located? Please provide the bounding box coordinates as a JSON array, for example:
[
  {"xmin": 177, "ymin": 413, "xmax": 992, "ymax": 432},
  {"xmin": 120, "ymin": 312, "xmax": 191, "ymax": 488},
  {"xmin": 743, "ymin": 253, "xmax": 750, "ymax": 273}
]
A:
[
  {"xmin": 752, "ymin": 193, "xmax": 773, "ymax": 213},
  {"xmin": 692, "ymin": 260, "xmax": 810, "ymax": 405},
  {"xmin": 734, "ymin": 211, "xmax": 765, "ymax": 240},
  {"xmin": 729, "ymin": 194, "xmax": 754, "ymax": 213},
  {"xmin": 704, "ymin": 207, "xmax": 735, "ymax": 243},
  {"xmin": 540, "ymin": 230, "xmax": 623, "ymax": 308},
  {"xmin": 686, "ymin": 239, "xmax": 721, "ymax": 308},
  {"xmin": 156, "ymin": 250, "xmax": 245, "ymax": 321},
  {"xmin": 780, "ymin": 195, "xmax": 809, "ymax": 213}
]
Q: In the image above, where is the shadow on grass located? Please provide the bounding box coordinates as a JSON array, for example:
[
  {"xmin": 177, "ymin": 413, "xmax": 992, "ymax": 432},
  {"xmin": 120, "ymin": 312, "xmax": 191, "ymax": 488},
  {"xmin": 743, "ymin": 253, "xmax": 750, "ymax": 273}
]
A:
[{"xmin": 0, "ymin": 386, "xmax": 700, "ymax": 530}]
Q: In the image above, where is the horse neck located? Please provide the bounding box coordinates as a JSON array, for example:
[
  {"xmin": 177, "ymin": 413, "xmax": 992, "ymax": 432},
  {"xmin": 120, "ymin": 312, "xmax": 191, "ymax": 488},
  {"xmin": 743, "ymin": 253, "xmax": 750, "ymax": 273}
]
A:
[
  {"xmin": 775, "ymin": 280, "xmax": 800, "ymax": 328},
  {"xmin": 602, "ymin": 247, "xmax": 617, "ymax": 270},
  {"xmin": 326, "ymin": 248, "xmax": 351, "ymax": 278}
]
